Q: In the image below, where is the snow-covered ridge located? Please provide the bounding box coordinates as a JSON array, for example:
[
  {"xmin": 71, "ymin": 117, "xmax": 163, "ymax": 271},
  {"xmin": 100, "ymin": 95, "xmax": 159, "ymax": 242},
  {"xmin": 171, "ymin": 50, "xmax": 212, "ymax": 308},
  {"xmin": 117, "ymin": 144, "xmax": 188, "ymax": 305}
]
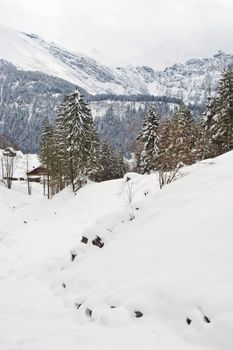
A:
[{"xmin": 0, "ymin": 25, "xmax": 233, "ymax": 104}]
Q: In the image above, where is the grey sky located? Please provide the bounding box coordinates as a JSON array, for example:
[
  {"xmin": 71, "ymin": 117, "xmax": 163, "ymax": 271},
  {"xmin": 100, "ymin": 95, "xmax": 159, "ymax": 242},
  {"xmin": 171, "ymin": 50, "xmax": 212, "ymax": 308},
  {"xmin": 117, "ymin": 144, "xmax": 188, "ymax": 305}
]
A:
[{"xmin": 0, "ymin": 0, "xmax": 233, "ymax": 69}]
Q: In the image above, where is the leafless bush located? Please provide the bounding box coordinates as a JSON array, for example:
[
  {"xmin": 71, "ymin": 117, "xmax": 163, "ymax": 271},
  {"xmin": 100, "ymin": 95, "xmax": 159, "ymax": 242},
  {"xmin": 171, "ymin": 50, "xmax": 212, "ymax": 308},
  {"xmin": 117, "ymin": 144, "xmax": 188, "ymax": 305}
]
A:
[{"xmin": 158, "ymin": 166, "xmax": 181, "ymax": 189}]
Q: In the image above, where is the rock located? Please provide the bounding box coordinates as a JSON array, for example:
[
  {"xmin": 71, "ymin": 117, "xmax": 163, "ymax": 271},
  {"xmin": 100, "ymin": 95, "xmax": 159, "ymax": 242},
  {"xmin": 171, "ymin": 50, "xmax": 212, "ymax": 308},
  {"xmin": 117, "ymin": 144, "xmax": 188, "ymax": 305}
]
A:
[
  {"xmin": 81, "ymin": 236, "xmax": 88, "ymax": 244},
  {"xmin": 85, "ymin": 308, "xmax": 92, "ymax": 317},
  {"xmin": 134, "ymin": 311, "xmax": 143, "ymax": 318},
  {"xmin": 92, "ymin": 236, "xmax": 104, "ymax": 248}
]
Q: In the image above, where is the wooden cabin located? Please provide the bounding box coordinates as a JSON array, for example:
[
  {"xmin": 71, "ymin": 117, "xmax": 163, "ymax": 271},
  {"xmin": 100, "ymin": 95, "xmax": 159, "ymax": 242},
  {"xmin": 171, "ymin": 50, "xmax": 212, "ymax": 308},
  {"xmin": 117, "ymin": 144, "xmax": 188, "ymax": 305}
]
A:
[
  {"xmin": 26, "ymin": 166, "xmax": 49, "ymax": 182},
  {"xmin": 27, "ymin": 166, "xmax": 50, "ymax": 197}
]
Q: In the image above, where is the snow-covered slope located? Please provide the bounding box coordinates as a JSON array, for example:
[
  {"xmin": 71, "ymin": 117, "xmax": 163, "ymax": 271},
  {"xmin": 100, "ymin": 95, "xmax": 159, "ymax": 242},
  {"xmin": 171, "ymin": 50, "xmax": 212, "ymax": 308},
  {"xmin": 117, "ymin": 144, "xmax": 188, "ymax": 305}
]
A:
[
  {"xmin": 0, "ymin": 25, "xmax": 149, "ymax": 95},
  {"xmin": 0, "ymin": 25, "xmax": 233, "ymax": 103},
  {"xmin": 0, "ymin": 151, "xmax": 233, "ymax": 349}
]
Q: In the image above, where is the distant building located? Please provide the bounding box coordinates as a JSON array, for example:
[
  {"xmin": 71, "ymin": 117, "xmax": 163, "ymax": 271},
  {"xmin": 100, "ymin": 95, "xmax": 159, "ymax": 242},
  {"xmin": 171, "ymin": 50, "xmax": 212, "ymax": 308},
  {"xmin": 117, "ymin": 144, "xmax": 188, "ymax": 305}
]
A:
[{"xmin": 26, "ymin": 166, "xmax": 49, "ymax": 182}]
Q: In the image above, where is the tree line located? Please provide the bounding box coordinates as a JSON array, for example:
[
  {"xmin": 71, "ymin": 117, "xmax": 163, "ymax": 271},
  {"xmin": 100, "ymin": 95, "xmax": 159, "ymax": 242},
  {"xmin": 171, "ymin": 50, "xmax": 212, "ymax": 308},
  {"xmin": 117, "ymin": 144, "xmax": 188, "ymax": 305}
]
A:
[
  {"xmin": 40, "ymin": 68, "xmax": 233, "ymax": 194},
  {"xmin": 135, "ymin": 68, "xmax": 233, "ymax": 186}
]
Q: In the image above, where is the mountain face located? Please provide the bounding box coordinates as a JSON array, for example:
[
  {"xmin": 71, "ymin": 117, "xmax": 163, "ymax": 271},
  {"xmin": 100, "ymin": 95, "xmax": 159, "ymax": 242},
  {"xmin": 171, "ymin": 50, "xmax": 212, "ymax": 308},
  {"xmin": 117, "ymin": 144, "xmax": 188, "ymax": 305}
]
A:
[
  {"xmin": 0, "ymin": 25, "xmax": 233, "ymax": 154},
  {"xmin": 0, "ymin": 60, "xmax": 175, "ymax": 155},
  {"xmin": 0, "ymin": 25, "xmax": 150, "ymax": 95},
  {"xmin": 1, "ymin": 26, "xmax": 233, "ymax": 105},
  {"xmin": 0, "ymin": 60, "xmax": 75, "ymax": 152},
  {"xmin": 0, "ymin": 133, "xmax": 19, "ymax": 150}
]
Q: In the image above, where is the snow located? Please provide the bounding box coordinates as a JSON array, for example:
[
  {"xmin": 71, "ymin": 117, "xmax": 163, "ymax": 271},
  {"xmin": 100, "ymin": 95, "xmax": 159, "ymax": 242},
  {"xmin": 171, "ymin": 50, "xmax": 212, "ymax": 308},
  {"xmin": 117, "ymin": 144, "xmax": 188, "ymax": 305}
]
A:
[
  {"xmin": 0, "ymin": 152, "xmax": 233, "ymax": 349},
  {"xmin": 0, "ymin": 149, "xmax": 40, "ymax": 179}
]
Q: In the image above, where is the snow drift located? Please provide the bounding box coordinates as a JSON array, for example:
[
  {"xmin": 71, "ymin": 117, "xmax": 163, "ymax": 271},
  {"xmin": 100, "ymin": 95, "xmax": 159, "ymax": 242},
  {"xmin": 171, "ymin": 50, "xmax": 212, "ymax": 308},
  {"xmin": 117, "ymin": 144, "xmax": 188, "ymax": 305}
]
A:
[{"xmin": 0, "ymin": 152, "xmax": 233, "ymax": 350}]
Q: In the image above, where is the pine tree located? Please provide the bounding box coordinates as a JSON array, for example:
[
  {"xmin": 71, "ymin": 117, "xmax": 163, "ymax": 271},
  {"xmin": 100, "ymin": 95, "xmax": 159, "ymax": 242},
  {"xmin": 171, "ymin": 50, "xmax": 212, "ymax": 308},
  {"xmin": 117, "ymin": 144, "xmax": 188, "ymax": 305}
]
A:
[
  {"xmin": 114, "ymin": 151, "xmax": 125, "ymax": 179},
  {"xmin": 54, "ymin": 110, "xmax": 69, "ymax": 190},
  {"xmin": 85, "ymin": 131, "xmax": 101, "ymax": 182},
  {"xmin": 197, "ymin": 95, "xmax": 219, "ymax": 160},
  {"xmin": 136, "ymin": 106, "xmax": 160, "ymax": 174},
  {"xmin": 99, "ymin": 142, "xmax": 116, "ymax": 181},
  {"xmin": 156, "ymin": 116, "xmax": 173, "ymax": 171},
  {"xmin": 169, "ymin": 103, "xmax": 195, "ymax": 167},
  {"xmin": 97, "ymin": 141, "xmax": 125, "ymax": 182},
  {"xmin": 208, "ymin": 68, "xmax": 233, "ymax": 154},
  {"xmin": 40, "ymin": 119, "xmax": 60, "ymax": 196},
  {"xmin": 202, "ymin": 95, "xmax": 217, "ymax": 131},
  {"xmin": 40, "ymin": 119, "xmax": 56, "ymax": 177},
  {"xmin": 57, "ymin": 88, "xmax": 101, "ymax": 191}
]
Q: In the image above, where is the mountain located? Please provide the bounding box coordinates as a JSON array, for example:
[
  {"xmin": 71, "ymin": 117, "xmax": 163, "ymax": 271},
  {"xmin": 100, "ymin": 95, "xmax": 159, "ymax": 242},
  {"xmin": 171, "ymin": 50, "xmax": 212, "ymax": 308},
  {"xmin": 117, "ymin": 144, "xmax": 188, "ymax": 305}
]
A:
[
  {"xmin": 1, "ymin": 26, "xmax": 233, "ymax": 104},
  {"xmin": 0, "ymin": 60, "xmax": 75, "ymax": 152},
  {"xmin": 0, "ymin": 132, "xmax": 19, "ymax": 150},
  {"xmin": 1, "ymin": 25, "xmax": 233, "ymax": 154},
  {"xmin": 0, "ymin": 59, "xmax": 178, "ymax": 155},
  {"xmin": 0, "ymin": 25, "xmax": 150, "ymax": 95}
]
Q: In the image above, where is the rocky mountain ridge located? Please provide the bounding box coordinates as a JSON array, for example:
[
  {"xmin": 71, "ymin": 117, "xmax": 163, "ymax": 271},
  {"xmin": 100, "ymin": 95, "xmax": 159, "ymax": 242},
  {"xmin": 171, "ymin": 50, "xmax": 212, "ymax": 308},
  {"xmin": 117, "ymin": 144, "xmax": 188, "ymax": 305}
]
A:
[{"xmin": 0, "ymin": 26, "xmax": 233, "ymax": 105}]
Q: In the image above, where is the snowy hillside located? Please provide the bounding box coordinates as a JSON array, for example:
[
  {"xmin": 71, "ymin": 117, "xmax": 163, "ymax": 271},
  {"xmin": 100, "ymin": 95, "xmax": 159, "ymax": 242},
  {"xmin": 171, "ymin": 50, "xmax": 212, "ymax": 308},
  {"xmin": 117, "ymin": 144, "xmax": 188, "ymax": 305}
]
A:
[
  {"xmin": 0, "ymin": 25, "xmax": 233, "ymax": 103},
  {"xmin": 0, "ymin": 151, "xmax": 233, "ymax": 349}
]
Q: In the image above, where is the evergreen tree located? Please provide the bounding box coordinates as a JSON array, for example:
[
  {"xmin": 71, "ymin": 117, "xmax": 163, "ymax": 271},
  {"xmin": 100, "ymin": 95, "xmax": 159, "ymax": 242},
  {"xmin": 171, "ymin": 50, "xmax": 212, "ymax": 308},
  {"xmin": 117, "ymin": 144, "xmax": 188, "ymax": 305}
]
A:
[
  {"xmin": 196, "ymin": 95, "xmax": 219, "ymax": 160},
  {"xmin": 156, "ymin": 116, "xmax": 173, "ymax": 171},
  {"xmin": 169, "ymin": 103, "xmax": 195, "ymax": 167},
  {"xmin": 98, "ymin": 142, "xmax": 125, "ymax": 181},
  {"xmin": 57, "ymin": 88, "xmax": 101, "ymax": 191},
  {"xmin": 207, "ymin": 69, "xmax": 233, "ymax": 154},
  {"xmin": 98, "ymin": 142, "xmax": 115, "ymax": 181},
  {"xmin": 54, "ymin": 110, "xmax": 69, "ymax": 189},
  {"xmin": 85, "ymin": 132, "xmax": 101, "ymax": 182},
  {"xmin": 40, "ymin": 119, "xmax": 56, "ymax": 177},
  {"xmin": 114, "ymin": 151, "xmax": 125, "ymax": 179},
  {"xmin": 202, "ymin": 95, "xmax": 217, "ymax": 131},
  {"xmin": 136, "ymin": 106, "xmax": 160, "ymax": 174}
]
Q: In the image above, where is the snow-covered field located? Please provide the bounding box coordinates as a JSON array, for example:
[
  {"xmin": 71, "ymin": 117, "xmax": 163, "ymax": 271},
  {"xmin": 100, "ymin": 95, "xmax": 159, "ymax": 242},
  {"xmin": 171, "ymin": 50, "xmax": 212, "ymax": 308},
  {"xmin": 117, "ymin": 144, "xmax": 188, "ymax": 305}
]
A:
[{"xmin": 0, "ymin": 152, "xmax": 233, "ymax": 350}]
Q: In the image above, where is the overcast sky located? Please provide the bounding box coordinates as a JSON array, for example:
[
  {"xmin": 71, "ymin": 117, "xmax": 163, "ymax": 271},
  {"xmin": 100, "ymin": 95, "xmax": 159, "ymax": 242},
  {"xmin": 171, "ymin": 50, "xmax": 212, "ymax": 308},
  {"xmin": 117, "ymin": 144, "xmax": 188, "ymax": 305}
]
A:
[{"xmin": 0, "ymin": 0, "xmax": 233, "ymax": 69}]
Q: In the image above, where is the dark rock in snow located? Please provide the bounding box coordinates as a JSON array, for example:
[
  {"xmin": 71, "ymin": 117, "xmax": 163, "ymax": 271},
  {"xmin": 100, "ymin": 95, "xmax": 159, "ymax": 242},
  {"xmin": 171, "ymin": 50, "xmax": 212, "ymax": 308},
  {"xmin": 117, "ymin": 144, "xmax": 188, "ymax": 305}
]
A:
[
  {"xmin": 85, "ymin": 308, "xmax": 92, "ymax": 317},
  {"xmin": 70, "ymin": 250, "xmax": 77, "ymax": 262},
  {"xmin": 81, "ymin": 236, "xmax": 88, "ymax": 244},
  {"xmin": 135, "ymin": 311, "xmax": 143, "ymax": 318},
  {"xmin": 75, "ymin": 303, "xmax": 82, "ymax": 309},
  {"xmin": 92, "ymin": 236, "xmax": 104, "ymax": 248},
  {"xmin": 204, "ymin": 315, "xmax": 211, "ymax": 323}
]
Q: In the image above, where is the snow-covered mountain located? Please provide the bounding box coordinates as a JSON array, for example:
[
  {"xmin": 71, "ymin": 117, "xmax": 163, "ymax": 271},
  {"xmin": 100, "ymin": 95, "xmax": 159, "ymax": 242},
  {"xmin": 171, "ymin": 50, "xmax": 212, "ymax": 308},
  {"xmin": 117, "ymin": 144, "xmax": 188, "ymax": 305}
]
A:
[
  {"xmin": 0, "ymin": 25, "xmax": 150, "ymax": 95},
  {"xmin": 1, "ymin": 25, "xmax": 233, "ymax": 105},
  {"xmin": 1, "ymin": 25, "xmax": 233, "ymax": 154},
  {"xmin": 0, "ymin": 60, "xmax": 75, "ymax": 152},
  {"xmin": 0, "ymin": 59, "xmax": 176, "ymax": 154}
]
